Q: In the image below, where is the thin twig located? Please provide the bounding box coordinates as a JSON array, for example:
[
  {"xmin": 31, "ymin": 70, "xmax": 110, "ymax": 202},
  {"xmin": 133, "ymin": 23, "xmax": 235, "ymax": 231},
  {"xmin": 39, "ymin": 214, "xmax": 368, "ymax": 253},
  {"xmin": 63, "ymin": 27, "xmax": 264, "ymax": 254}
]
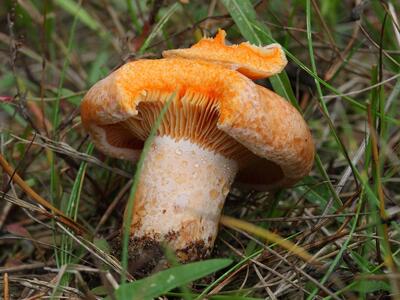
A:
[
  {"xmin": 3, "ymin": 273, "xmax": 9, "ymax": 300},
  {"xmin": 0, "ymin": 154, "xmax": 88, "ymax": 235}
]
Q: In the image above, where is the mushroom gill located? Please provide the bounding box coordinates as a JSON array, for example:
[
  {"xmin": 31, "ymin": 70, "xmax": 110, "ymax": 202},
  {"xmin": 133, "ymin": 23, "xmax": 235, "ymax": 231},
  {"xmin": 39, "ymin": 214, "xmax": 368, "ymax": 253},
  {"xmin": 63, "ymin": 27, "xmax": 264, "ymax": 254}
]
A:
[{"xmin": 101, "ymin": 90, "xmax": 252, "ymax": 162}]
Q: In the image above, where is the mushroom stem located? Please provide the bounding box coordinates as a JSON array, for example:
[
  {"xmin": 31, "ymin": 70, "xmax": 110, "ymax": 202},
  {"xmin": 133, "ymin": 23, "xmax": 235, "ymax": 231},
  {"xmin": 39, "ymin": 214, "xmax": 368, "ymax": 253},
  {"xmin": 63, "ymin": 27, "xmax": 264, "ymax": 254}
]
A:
[{"xmin": 128, "ymin": 135, "xmax": 238, "ymax": 262}]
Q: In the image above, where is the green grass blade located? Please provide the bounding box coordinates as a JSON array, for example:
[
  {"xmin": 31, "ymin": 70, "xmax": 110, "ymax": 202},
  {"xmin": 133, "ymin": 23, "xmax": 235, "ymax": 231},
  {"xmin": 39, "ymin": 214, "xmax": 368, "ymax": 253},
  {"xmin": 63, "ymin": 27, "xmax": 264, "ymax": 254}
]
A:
[
  {"xmin": 220, "ymin": 0, "xmax": 261, "ymax": 44},
  {"xmin": 221, "ymin": 0, "xmax": 297, "ymax": 106},
  {"xmin": 126, "ymin": 0, "xmax": 142, "ymax": 33},
  {"xmin": 115, "ymin": 258, "xmax": 232, "ymax": 300},
  {"xmin": 52, "ymin": 143, "xmax": 93, "ymax": 297},
  {"xmin": 194, "ymin": 249, "xmax": 263, "ymax": 300},
  {"xmin": 87, "ymin": 51, "xmax": 110, "ymax": 86},
  {"xmin": 120, "ymin": 93, "xmax": 176, "ymax": 283},
  {"xmin": 61, "ymin": 143, "xmax": 94, "ymax": 265},
  {"xmin": 53, "ymin": 0, "xmax": 105, "ymax": 36},
  {"xmin": 50, "ymin": 3, "xmax": 81, "ymax": 267},
  {"xmin": 138, "ymin": 3, "xmax": 180, "ymax": 55}
]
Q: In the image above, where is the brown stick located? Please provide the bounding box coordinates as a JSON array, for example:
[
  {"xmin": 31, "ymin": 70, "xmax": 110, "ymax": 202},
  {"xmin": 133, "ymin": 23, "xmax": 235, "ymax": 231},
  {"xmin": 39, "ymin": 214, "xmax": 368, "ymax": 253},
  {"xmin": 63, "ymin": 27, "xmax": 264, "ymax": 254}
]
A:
[{"xmin": 3, "ymin": 273, "xmax": 9, "ymax": 300}]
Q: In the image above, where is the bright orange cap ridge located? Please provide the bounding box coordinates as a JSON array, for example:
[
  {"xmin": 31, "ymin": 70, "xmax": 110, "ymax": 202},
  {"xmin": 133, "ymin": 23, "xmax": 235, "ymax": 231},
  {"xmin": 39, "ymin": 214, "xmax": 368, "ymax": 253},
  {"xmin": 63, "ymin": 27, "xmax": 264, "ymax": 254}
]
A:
[{"xmin": 162, "ymin": 29, "xmax": 288, "ymax": 80}]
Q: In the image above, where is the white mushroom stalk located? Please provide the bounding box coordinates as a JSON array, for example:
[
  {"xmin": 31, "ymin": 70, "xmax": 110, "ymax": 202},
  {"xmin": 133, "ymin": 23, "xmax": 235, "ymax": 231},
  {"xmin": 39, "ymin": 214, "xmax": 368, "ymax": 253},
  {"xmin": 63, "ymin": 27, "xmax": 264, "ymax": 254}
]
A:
[{"xmin": 130, "ymin": 135, "xmax": 238, "ymax": 261}]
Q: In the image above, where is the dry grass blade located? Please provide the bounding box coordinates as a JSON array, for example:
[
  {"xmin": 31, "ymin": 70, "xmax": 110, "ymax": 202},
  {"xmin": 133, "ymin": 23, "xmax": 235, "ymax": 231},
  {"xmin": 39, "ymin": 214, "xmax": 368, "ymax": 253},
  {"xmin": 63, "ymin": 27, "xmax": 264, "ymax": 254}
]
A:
[
  {"xmin": 0, "ymin": 191, "xmax": 60, "ymax": 231},
  {"xmin": 221, "ymin": 238, "xmax": 311, "ymax": 297},
  {"xmin": 10, "ymin": 133, "xmax": 131, "ymax": 178},
  {"xmin": 0, "ymin": 263, "xmax": 47, "ymax": 274},
  {"xmin": 7, "ymin": 276, "xmax": 83, "ymax": 298},
  {"xmin": 220, "ymin": 215, "xmax": 317, "ymax": 265},
  {"xmin": 56, "ymin": 223, "xmax": 133, "ymax": 281},
  {"xmin": 238, "ymin": 228, "xmax": 342, "ymax": 300},
  {"xmin": 0, "ymin": 154, "xmax": 87, "ymax": 236}
]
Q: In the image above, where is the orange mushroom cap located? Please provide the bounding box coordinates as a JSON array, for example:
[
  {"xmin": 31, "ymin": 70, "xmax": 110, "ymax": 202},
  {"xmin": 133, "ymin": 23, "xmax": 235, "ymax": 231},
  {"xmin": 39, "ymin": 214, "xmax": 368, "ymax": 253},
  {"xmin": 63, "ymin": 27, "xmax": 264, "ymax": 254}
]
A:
[
  {"xmin": 162, "ymin": 29, "xmax": 287, "ymax": 80},
  {"xmin": 81, "ymin": 57, "xmax": 314, "ymax": 189}
]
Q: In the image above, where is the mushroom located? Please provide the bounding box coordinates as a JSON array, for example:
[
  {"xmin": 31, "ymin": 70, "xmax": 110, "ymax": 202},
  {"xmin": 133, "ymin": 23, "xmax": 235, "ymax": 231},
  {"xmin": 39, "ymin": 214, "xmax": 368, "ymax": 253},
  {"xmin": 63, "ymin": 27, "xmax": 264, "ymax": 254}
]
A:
[{"xmin": 80, "ymin": 30, "xmax": 314, "ymax": 264}]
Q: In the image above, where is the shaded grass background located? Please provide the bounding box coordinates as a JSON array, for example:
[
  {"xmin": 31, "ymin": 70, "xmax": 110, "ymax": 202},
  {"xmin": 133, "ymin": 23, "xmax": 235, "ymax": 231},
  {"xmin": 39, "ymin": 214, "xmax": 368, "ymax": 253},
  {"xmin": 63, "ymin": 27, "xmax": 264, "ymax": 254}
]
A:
[{"xmin": 1, "ymin": 0, "xmax": 400, "ymax": 299}]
